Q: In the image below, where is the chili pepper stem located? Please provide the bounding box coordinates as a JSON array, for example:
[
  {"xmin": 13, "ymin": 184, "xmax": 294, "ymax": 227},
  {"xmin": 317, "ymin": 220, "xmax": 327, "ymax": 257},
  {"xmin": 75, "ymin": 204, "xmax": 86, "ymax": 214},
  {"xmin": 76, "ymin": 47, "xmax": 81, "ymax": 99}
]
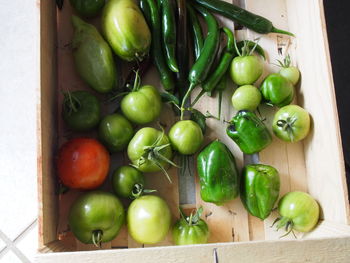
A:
[
  {"xmin": 271, "ymin": 27, "xmax": 295, "ymax": 37},
  {"xmin": 180, "ymin": 83, "xmax": 196, "ymax": 120}
]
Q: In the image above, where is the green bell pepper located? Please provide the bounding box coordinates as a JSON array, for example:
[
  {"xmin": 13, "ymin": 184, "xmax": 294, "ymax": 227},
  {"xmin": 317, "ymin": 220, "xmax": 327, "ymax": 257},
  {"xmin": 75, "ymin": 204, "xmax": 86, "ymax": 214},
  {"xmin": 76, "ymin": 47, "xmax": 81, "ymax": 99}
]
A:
[
  {"xmin": 197, "ymin": 140, "xmax": 239, "ymax": 205},
  {"xmin": 226, "ymin": 110, "xmax": 272, "ymax": 155},
  {"xmin": 240, "ymin": 164, "xmax": 280, "ymax": 220}
]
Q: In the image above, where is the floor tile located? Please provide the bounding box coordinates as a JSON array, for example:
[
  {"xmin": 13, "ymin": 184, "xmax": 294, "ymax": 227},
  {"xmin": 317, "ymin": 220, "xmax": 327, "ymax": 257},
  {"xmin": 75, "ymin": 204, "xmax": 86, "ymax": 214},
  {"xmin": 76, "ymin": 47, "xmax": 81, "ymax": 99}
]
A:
[
  {"xmin": 16, "ymin": 222, "xmax": 38, "ymax": 262},
  {"xmin": 1, "ymin": 250, "xmax": 22, "ymax": 263}
]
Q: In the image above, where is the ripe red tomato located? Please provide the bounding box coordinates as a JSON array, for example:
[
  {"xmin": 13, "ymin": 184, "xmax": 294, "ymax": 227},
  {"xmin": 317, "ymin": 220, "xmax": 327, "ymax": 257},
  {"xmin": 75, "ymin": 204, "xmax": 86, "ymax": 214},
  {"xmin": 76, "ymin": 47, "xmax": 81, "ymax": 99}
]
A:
[{"xmin": 57, "ymin": 138, "xmax": 110, "ymax": 190}]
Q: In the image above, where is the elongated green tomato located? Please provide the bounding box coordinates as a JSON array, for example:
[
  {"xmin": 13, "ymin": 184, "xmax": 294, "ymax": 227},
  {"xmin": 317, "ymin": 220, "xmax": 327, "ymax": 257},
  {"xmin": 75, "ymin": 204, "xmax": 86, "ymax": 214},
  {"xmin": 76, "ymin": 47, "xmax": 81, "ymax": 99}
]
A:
[
  {"xmin": 169, "ymin": 120, "xmax": 204, "ymax": 155},
  {"xmin": 70, "ymin": 0, "xmax": 105, "ymax": 18},
  {"xmin": 172, "ymin": 207, "xmax": 209, "ymax": 245},
  {"xmin": 62, "ymin": 90, "xmax": 100, "ymax": 131},
  {"xmin": 231, "ymin": 85, "xmax": 261, "ymax": 111},
  {"xmin": 240, "ymin": 164, "xmax": 280, "ymax": 220},
  {"xmin": 230, "ymin": 55, "xmax": 263, "ymax": 85},
  {"xmin": 272, "ymin": 105, "xmax": 310, "ymax": 142},
  {"xmin": 98, "ymin": 113, "xmax": 134, "ymax": 152},
  {"xmin": 112, "ymin": 166, "xmax": 144, "ymax": 199},
  {"xmin": 102, "ymin": 0, "xmax": 151, "ymax": 61},
  {"xmin": 260, "ymin": 73, "xmax": 294, "ymax": 107},
  {"xmin": 72, "ymin": 16, "xmax": 116, "ymax": 93},
  {"xmin": 127, "ymin": 127, "xmax": 175, "ymax": 182},
  {"xmin": 127, "ymin": 195, "xmax": 171, "ymax": 244},
  {"xmin": 68, "ymin": 191, "xmax": 125, "ymax": 246},
  {"xmin": 121, "ymin": 85, "xmax": 162, "ymax": 125},
  {"xmin": 275, "ymin": 191, "xmax": 319, "ymax": 234}
]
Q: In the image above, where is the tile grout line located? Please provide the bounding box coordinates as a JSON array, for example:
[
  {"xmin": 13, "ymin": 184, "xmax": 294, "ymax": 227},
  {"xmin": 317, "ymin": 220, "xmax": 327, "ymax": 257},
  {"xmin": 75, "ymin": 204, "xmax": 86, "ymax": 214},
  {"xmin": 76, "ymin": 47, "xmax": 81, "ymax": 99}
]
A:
[{"xmin": 0, "ymin": 218, "xmax": 38, "ymax": 262}]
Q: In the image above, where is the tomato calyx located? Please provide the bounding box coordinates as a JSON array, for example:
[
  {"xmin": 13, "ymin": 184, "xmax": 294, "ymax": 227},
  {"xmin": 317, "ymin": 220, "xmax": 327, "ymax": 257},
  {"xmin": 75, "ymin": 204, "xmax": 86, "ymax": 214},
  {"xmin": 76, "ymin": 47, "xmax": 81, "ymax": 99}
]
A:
[
  {"xmin": 234, "ymin": 38, "xmax": 261, "ymax": 58},
  {"xmin": 276, "ymin": 117, "xmax": 297, "ymax": 142},
  {"xmin": 62, "ymin": 90, "xmax": 81, "ymax": 115},
  {"xmin": 91, "ymin": 229, "xmax": 103, "ymax": 248},
  {"xmin": 132, "ymin": 129, "xmax": 179, "ymax": 183},
  {"xmin": 276, "ymin": 54, "xmax": 292, "ymax": 68},
  {"xmin": 179, "ymin": 206, "xmax": 203, "ymax": 227},
  {"xmin": 131, "ymin": 183, "xmax": 157, "ymax": 199},
  {"xmin": 271, "ymin": 216, "xmax": 297, "ymax": 238}
]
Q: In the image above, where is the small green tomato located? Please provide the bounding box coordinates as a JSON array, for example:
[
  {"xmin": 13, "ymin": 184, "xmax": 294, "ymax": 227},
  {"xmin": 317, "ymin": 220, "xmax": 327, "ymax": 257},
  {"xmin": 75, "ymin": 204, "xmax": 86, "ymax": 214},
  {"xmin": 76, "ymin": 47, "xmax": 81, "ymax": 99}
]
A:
[{"xmin": 231, "ymin": 85, "xmax": 262, "ymax": 111}]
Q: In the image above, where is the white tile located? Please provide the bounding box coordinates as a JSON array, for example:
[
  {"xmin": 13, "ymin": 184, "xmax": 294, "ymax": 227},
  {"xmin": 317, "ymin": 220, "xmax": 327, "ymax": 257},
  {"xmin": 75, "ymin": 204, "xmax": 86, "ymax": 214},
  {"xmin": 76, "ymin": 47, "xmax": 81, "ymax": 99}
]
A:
[
  {"xmin": 0, "ymin": 0, "xmax": 39, "ymax": 240},
  {"xmin": 16, "ymin": 223, "xmax": 38, "ymax": 262},
  {"xmin": 0, "ymin": 237, "xmax": 6, "ymax": 251},
  {"xmin": 1, "ymin": 250, "xmax": 22, "ymax": 263}
]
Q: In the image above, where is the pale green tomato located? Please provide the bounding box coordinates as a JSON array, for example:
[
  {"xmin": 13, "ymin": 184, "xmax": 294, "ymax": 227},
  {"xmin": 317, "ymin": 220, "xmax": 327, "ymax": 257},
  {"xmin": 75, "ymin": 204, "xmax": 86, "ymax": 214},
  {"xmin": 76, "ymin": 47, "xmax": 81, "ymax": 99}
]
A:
[{"xmin": 231, "ymin": 85, "xmax": 262, "ymax": 111}]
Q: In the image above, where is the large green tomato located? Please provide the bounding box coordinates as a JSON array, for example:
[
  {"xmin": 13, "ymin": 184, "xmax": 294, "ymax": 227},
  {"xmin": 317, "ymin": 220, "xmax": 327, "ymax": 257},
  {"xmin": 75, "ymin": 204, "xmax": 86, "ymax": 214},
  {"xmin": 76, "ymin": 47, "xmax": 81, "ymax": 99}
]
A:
[
  {"xmin": 272, "ymin": 105, "xmax": 310, "ymax": 142},
  {"xmin": 231, "ymin": 85, "xmax": 262, "ymax": 111},
  {"xmin": 121, "ymin": 85, "xmax": 162, "ymax": 125},
  {"xmin": 127, "ymin": 127, "xmax": 173, "ymax": 173},
  {"xmin": 169, "ymin": 120, "xmax": 203, "ymax": 155},
  {"xmin": 98, "ymin": 113, "xmax": 134, "ymax": 152},
  {"xmin": 112, "ymin": 166, "xmax": 144, "ymax": 199},
  {"xmin": 127, "ymin": 195, "xmax": 171, "ymax": 244},
  {"xmin": 68, "ymin": 191, "xmax": 125, "ymax": 245},
  {"xmin": 230, "ymin": 55, "xmax": 263, "ymax": 85},
  {"xmin": 260, "ymin": 73, "xmax": 295, "ymax": 107},
  {"xmin": 276, "ymin": 191, "xmax": 319, "ymax": 233}
]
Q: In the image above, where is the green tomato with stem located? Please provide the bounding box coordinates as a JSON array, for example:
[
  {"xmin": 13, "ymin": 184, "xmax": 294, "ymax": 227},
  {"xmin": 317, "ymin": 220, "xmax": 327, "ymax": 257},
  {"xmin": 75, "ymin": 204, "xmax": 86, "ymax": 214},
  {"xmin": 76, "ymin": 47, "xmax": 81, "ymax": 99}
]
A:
[
  {"xmin": 277, "ymin": 54, "xmax": 300, "ymax": 85},
  {"xmin": 230, "ymin": 55, "xmax": 263, "ymax": 85},
  {"xmin": 68, "ymin": 191, "xmax": 125, "ymax": 246},
  {"xmin": 112, "ymin": 166, "xmax": 144, "ymax": 199},
  {"xmin": 275, "ymin": 191, "xmax": 319, "ymax": 235},
  {"xmin": 272, "ymin": 105, "xmax": 310, "ymax": 142},
  {"xmin": 231, "ymin": 85, "xmax": 262, "ymax": 111}
]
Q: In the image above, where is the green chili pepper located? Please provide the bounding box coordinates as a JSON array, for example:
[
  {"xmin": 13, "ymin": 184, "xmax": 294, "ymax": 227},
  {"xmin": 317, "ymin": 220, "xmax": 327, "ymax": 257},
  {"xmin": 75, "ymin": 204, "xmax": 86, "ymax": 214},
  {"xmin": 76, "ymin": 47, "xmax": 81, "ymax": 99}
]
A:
[
  {"xmin": 187, "ymin": 4, "xmax": 204, "ymax": 60},
  {"xmin": 191, "ymin": 0, "xmax": 294, "ymax": 36},
  {"xmin": 226, "ymin": 110, "xmax": 272, "ymax": 155},
  {"xmin": 180, "ymin": 5, "xmax": 219, "ymax": 119},
  {"xmin": 140, "ymin": 0, "xmax": 175, "ymax": 91},
  {"xmin": 197, "ymin": 140, "xmax": 240, "ymax": 205},
  {"xmin": 240, "ymin": 164, "xmax": 280, "ymax": 220},
  {"xmin": 175, "ymin": 0, "xmax": 189, "ymax": 100},
  {"xmin": 160, "ymin": 0, "xmax": 179, "ymax": 72}
]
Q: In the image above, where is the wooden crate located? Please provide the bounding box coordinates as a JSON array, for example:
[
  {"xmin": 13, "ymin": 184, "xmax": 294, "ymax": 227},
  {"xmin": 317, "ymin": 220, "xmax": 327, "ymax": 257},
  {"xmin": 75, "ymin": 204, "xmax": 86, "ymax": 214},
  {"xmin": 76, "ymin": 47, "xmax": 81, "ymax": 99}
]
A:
[{"xmin": 37, "ymin": 0, "xmax": 350, "ymax": 262}]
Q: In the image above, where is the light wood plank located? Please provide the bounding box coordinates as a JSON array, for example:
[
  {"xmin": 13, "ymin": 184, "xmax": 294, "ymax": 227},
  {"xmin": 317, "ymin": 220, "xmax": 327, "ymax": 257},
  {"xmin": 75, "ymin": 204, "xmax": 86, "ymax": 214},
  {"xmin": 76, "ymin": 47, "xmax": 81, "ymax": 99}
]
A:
[
  {"xmin": 37, "ymin": 236, "xmax": 350, "ymax": 263},
  {"xmin": 285, "ymin": 0, "xmax": 350, "ymax": 224}
]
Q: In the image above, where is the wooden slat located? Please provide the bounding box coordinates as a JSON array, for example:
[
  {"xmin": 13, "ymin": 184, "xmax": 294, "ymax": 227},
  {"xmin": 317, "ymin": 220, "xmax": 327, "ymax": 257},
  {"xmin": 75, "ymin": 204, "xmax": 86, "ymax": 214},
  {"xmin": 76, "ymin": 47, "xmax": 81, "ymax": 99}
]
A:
[
  {"xmin": 37, "ymin": 236, "xmax": 350, "ymax": 263},
  {"xmin": 38, "ymin": 0, "xmax": 59, "ymax": 248},
  {"xmin": 285, "ymin": 0, "xmax": 350, "ymax": 225}
]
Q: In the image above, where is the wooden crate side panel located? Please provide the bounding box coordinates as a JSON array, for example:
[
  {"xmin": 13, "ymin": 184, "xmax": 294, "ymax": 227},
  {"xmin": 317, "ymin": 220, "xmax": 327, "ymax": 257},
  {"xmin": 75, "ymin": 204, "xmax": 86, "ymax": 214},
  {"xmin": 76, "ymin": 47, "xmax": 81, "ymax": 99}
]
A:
[
  {"xmin": 38, "ymin": 0, "xmax": 59, "ymax": 248},
  {"xmin": 286, "ymin": 0, "xmax": 350, "ymax": 224},
  {"xmin": 37, "ymin": 236, "xmax": 350, "ymax": 263}
]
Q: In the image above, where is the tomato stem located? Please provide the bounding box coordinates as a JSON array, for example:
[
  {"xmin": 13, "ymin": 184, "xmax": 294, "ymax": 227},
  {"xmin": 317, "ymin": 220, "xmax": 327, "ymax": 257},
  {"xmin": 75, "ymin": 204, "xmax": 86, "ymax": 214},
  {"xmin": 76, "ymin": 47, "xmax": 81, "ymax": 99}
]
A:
[
  {"xmin": 180, "ymin": 83, "xmax": 196, "ymax": 120},
  {"xmin": 91, "ymin": 230, "xmax": 103, "ymax": 248}
]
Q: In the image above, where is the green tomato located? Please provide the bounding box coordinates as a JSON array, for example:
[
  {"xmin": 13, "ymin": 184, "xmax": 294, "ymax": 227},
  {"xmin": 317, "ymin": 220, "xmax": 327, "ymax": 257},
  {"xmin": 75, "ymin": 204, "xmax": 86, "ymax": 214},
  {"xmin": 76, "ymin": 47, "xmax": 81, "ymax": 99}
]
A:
[
  {"xmin": 70, "ymin": 0, "xmax": 105, "ymax": 18},
  {"xmin": 98, "ymin": 113, "xmax": 134, "ymax": 152},
  {"xmin": 260, "ymin": 73, "xmax": 295, "ymax": 107},
  {"xmin": 172, "ymin": 207, "xmax": 209, "ymax": 245},
  {"xmin": 112, "ymin": 166, "xmax": 144, "ymax": 199},
  {"xmin": 127, "ymin": 195, "xmax": 171, "ymax": 244},
  {"xmin": 272, "ymin": 105, "xmax": 310, "ymax": 142},
  {"xmin": 277, "ymin": 191, "xmax": 319, "ymax": 233},
  {"xmin": 230, "ymin": 55, "xmax": 263, "ymax": 85},
  {"xmin": 62, "ymin": 90, "xmax": 100, "ymax": 132},
  {"xmin": 121, "ymin": 85, "xmax": 162, "ymax": 125},
  {"xmin": 231, "ymin": 85, "xmax": 262, "ymax": 111},
  {"xmin": 127, "ymin": 127, "xmax": 173, "ymax": 173},
  {"xmin": 279, "ymin": 66, "xmax": 300, "ymax": 86},
  {"xmin": 68, "ymin": 191, "xmax": 125, "ymax": 245},
  {"xmin": 169, "ymin": 120, "xmax": 203, "ymax": 155}
]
